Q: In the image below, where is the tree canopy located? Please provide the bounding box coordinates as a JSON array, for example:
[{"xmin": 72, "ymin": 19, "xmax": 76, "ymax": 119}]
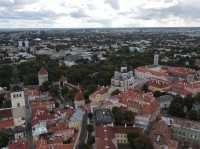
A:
[
  {"xmin": 112, "ymin": 107, "xmax": 135, "ymax": 125},
  {"xmin": 128, "ymin": 132, "xmax": 153, "ymax": 149}
]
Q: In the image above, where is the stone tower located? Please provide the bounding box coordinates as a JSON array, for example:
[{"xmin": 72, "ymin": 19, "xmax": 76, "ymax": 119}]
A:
[{"xmin": 10, "ymin": 85, "xmax": 26, "ymax": 126}]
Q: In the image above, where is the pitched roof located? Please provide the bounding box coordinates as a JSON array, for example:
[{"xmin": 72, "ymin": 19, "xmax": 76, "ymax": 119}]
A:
[
  {"xmin": 149, "ymin": 120, "xmax": 178, "ymax": 149},
  {"xmin": 38, "ymin": 67, "xmax": 48, "ymax": 75},
  {"xmin": 8, "ymin": 140, "xmax": 28, "ymax": 149},
  {"xmin": 118, "ymin": 89, "xmax": 160, "ymax": 115},
  {"xmin": 36, "ymin": 138, "xmax": 73, "ymax": 149},
  {"xmin": 0, "ymin": 119, "xmax": 14, "ymax": 129},
  {"xmin": 96, "ymin": 125, "xmax": 143, "ymax": 149},
  {"xmin": 0, "ymin": 109, "xmax": 12, "ymax": 117}
]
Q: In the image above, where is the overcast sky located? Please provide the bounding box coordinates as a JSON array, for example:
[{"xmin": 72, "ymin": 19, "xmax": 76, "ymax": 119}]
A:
[{"xmin": 0, "ymin": 0, "xmax": 199, "ymax": 28}]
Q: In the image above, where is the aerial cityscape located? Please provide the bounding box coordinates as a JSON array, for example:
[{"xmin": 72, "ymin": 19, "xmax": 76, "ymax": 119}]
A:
[{"xmin": 1, "ymin": 0, "xmax": 200, "ymax": 149}]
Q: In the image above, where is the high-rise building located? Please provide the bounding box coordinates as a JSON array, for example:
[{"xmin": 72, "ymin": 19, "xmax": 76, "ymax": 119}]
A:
[
  {"xmin": 18, "ymin": 41, "xmax": 23, "ymax": 48},
  {"xmin": 154, "ymin": 54, "xmax": 159, "ymax": 66},
  {"xmin": 24, "ymin": 39, "xmax": 29, "ymax": 48}
]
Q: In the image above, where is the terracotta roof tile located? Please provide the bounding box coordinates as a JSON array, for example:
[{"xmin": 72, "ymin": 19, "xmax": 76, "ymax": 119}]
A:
[{"xmin": 8, "ymin": 140, "xmax": 28, "ymax": 149}]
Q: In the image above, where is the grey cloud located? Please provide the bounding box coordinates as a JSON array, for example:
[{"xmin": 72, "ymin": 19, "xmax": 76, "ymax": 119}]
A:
[
  {"xmin": 105, "ymin": 0, "xmax": 120, "ymax": 10},
  {"xmin": 136, "ymin": 1, "xmax": 200, "ymax": 20},
  {"xmin": 0, "ymin": 9, "xmax": 64, "ymax": 21},
  {"xmin": 0, "ymin": 0, "xmax": 14, "ymax": 7},
  {"xmin": 69, "ymin": 9, "xmax": 89, "ymax": 18},
  {"xmin": 86, "ymin": 17, "xmax": 113, "ymax": 27},
  {"xmin": 0, "ymin": 0, "xmax": 38, "ymax": 7}
]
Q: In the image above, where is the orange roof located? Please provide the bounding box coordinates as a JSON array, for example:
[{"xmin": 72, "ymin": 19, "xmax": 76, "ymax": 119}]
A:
[{"xmin": 38, "ymin": 67, "xmax": 48, "ymax": 75}]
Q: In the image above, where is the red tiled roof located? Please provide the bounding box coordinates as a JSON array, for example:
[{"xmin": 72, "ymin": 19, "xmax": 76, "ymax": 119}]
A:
[
  {"xmin": 38, "ymin": 67, "xmax": 48, "ymax": 75},
  {"xmin": 96, "ymin": 125, "xmax": 143, "ymax": 149},
  {"xmin": 37, "ymin": 144, "xmax": 72, "ymax": 149},
  {"xmin": 90, "ymin": 86, "xmax": 109, "ymax": 100},
  {"xmin": 166, "ymin": 66, "xmax": 195, "ymax": 77},
  {"xmin": 8, "ymin": 141, "xmax": 28, "ymax": 149},
  {"xmin": 147, "ymin": 80, "xmax": 171, "ymax": 90},
  {"xmin": 171, "ymin": 81, "xmax": 192, "ymax": 97},
  {"xmin": 36, "ymin": 138, "xmax": 73, "ymax": 149},
  {"xmin": 117, "ymin": 89, "xmax": 159, "ymax": 115},
  {"xmin": 96, "ymin": 125, "xmax": 117, "ymax": 149},
  {"xmin": 135, "ymin": 66, "xmax": 195, "ymax": 79},
  {"xmin": 149, "ymin": 120, "xmax": 178, "ymax": 149},
  {"xmin": 135, "ymin": 66, "xmax": 169, "ymax": 77},
  {"xmin": 31, "ymin": 100, "xmax": 55, "ymax": 110},
  {"xmin": 0, "ymin": 109, "xmax": 12, "ymax": 117},
  {"xmin": 0, "ymin": 119, "xmax": 14, "ymax": 129}
]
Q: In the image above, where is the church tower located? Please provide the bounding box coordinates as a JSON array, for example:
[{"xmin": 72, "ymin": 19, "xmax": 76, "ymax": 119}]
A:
[{"xmin": 10, "ymin": 85, "xmax": 26, "ymax": 126}]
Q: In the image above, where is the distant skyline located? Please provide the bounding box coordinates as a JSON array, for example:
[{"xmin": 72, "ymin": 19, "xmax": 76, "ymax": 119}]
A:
[{"xmin": 0, "ymin": 0, "xmax": 200, "ymax": 28}]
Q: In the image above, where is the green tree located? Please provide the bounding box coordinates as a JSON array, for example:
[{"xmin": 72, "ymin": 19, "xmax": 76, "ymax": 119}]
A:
[
  {"xmin": 168, "ymin": 96, "xmax": 185, "ymax": 118},
  {"xmin": 87, "ymin": 124, "xmax": 94, "ymax": 134},
  {"xmin": 124, "ymin": 111, "xmax": 135, "ymax": 124},
  {"xmin": 79, "ymin": 143, "xmax": 91, "ymax": 149},
  {"xmin": 0, "ymin": 130, "xmax": 9, "ymax": 148},
  {"xmin": 153, "ymin": 91, "xmax": 163, "ymax": 97},
  {"xmin": 112, "ymin": 107, "xmax": 135, "ymax": 125},
  {"xmin": 188, "ymin": 110, "xmax": 199, "ymax": 121},
  {"xmin": 40, "ymin": 81, "xmax": 50, "ymax": 92},
  {"xmin": 128, "ymin": 133, "xmax": 153, "ymax": 149},
  {"xmin": 142, "ymin": 84, "xmax": 149, "ymax": 93}
]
